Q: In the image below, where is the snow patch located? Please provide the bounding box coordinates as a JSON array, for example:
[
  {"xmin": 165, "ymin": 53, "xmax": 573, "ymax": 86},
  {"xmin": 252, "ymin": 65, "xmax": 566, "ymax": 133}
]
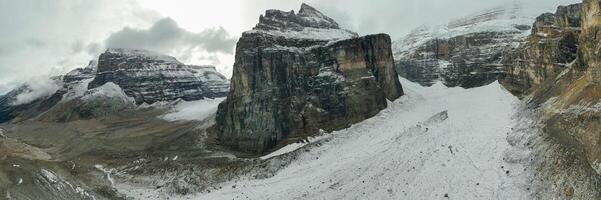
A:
[
  {"xmin": 40, "ymin": 169, "xmax": 97, "ymax": 200},
  {"xmin": 81, "ymin": 82, "xmax": 135, "ymax": 104},
  {"xmin": 40, "ymin": 169, "xmax": 60, "ymax": 183},
  {"xmin": 261, "ymin": 130, "xmax": 332, "ymax": 160},
  {"xmin": 95, "ymin": 165, "xmax": 115, "ymax": 186},
  {"xmin": 161, "ymin": 98, "xmax": 226, "ymax": 122},
  {"xmin": 61, "ymin": 78, "xmax": 94, "ymax": 101},
  {"xmin": 317, "ymin": 70, "xmax": 346, "ymax": 83},
  {"xmin": 247, "ymin": 28, "xmax": 357, "ymax": 41}
]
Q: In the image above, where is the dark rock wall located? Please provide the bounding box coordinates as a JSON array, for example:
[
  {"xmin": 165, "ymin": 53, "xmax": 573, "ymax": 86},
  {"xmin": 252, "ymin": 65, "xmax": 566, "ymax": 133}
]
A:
[
  {"xmin": 397, "ymin": 31, "xmax": 521, "ymax": 88},
  {"xmin": 394, "ymin": 6, "xmax": 532, "ymax": 88},
  {"xmin": 216, "ymin": 33, "xmax": 403, "ymax": 154}
]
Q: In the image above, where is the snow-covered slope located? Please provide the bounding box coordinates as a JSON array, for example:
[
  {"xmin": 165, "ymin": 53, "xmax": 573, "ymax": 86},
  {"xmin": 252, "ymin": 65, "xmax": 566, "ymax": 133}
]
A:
[{"xmin": 119, "ymin": 78, "xmax": 530, "ymax": 199}]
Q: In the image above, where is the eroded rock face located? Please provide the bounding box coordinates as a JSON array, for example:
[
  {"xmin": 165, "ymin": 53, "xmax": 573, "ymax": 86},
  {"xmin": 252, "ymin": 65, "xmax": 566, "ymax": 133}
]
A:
[
  {"xmin": 215, "ymin": 4, "xmax": 403, "ymax": 154},
  {"xmin": 536, "ymin": 1, "xmax": 601, "ymax": 176},
  {"xmin": 499, "ymin": 3, "xmax": 582, "ymax": 96},
  {"xmin": 580, "ymin": 0, "xmax": 601, "ymax": 82},
  {"xmin": 394, "ymin": 6, "xmax": 532, "ymax": 88},
  {"xmin": 88, "ymin": 48, "xmax": 229, "ymax": 105},
  {"xmin": 502, "ymin": 1, "xmax": 601, "ymax": 181}
]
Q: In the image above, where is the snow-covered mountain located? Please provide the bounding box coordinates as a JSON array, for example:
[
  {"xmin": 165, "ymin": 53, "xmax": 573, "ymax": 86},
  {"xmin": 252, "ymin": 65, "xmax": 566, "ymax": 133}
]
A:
[
  {"xmin": 248, "ymin": 3, "xmax": 358, "ymax": 41},
  {"xmin": 0, "ymin": 49, "xmax": 231, "ymax": 199},
  {"xmin": 393, "ymin": 5, "xmax": 535, "ymax": 88},
  {"xmin": 89, "ymin": 48, "xmax": 229, "ymax": 105},
  {"xmin": 0, "ymin": 48, "xmax": 229, "ymax": 123}
]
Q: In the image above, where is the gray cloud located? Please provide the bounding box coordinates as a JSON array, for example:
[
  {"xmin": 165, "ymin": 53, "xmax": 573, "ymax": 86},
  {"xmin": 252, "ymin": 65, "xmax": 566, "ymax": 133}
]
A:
[
  {"xmin": 10, "ymin": 77, "xmax": 61, "ymax": 106},
  {"xmin": 25, "ymin": 38, "xmax": 46, "ymax": 48},
  {"xmin": 105, "ymin": 18, "xmax": 237, "ymax": 54},
  {"xmin": 0, "ymin": 0, "xmax": 161, "ymax": 91},
  {"xmin": 71, "ymin": 40, "xmax": 85, "ymax": 53},
  {"xmin": 241, "ymin": 0, "xmax": 581, "ymax": 39},
  {"xmin": 86, "ymin": 43, "xmax": 102, "ymax": 55}
]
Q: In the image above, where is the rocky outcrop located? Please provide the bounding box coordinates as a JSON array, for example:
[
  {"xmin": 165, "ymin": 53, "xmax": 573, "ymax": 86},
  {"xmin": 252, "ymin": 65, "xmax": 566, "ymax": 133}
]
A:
[
  {"xmin": 255, "ymin": 3, "xmax": 341, "ymax": 31},
  {"xmin": 88, "ymin": 48, "xmax": 229, "ymax": 105},
  {"xmin": 499, "ymin": 3, "xmax": 582, "ymax": 96},
  {"xmin": 215, "ymin": 4, "xmax": 403, "ymax": 154},
  {"xmin": 394, "ymin": 5, "xmax": 533, "ymax": 88}
]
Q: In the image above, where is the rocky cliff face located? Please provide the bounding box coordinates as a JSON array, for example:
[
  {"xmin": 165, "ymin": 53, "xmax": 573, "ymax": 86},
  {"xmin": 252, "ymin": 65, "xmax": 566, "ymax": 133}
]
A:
[
  {"xmin": 215, "ymin": 3, "xmax": 403, "ymax": 154},
  {"xmin": 394, "ymin": 6, "xmax": 533, "ymax": 88},
  {"xmin": 88, "ymin": 48, "xmax": 229, "ymax": 105},
  {"xmin": 497, "ymin": 1, "xmax": 601, "ymax": 190},
  {"xmin": 499, "ymin": 4, "xmax": 582, "ymax": 96},
  {"xmin": 580, "ymin": 0, "xmax": 601, "ymax": 83},
  {"xmin": 531, "ymin": 1, "xmax": 601, "ymax": 176}
]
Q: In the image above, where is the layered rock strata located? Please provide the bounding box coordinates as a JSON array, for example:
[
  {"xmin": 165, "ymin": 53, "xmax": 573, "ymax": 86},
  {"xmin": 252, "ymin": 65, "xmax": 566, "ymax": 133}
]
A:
[
  {"xmin": 394, "ymin": 5, "xmax": 533, "ymax": 88},
  {"xmin": 215, "ymin": 4, "xmax": 403, "ymax": 154},
  {"xmin": 88, "ymin": 48, "xmax": 229, "ymax": 105},
  {"xmin": 499, "ymin": 4, "xmax": 582, "ymax": 96}
]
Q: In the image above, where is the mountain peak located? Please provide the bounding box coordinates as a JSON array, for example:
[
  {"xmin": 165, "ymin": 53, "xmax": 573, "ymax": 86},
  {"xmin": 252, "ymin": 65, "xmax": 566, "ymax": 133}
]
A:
[
  {"xmin": 254, "ymin": 3, "xmax": 340, "ymax": 31},
  {"xmin": 298, "ymin": 3, "xmax": 323, "ymax": 17}
]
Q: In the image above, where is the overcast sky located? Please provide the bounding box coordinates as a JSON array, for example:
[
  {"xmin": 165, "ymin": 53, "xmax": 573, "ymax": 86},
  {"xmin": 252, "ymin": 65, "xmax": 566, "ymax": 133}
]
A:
[{"xmin": 0, "ymin": 0, "xmax": 580, "ymax": 93}]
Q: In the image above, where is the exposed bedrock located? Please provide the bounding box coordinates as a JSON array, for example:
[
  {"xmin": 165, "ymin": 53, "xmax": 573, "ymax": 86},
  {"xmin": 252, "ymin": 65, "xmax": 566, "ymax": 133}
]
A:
[{"xmin": 215, "ymin": 4, "xmax": 403, "ymax": 154}]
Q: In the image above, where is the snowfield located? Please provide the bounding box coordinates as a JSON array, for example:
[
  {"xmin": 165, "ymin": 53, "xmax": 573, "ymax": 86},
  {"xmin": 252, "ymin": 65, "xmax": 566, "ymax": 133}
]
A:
[
  {"xmin": 170, "ymin": 78, "xmax": 529, "ymax": 200},
  {"xmin": 161, "ymin": 98, "xmax": 225, "ymax": 122},
  {"xmin": 118, "ymin": 78, "xmax": 531, "ymax": 199}
]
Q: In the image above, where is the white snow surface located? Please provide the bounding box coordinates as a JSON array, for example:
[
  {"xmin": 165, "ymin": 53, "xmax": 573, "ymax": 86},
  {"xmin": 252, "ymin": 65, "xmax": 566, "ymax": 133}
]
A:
[
  {"xmin": 161, "ymin": 98, "xmax": 225, "ymax": 122},
  {"xmin": 124, "ymin": 78, "xmax": 529, "ymax": 200},
  {"xmin": 247, "ymin": 28, "xmax": 357, "ymax": 41},
  {"xmin": 61, "ymin": 78, "xmax": 94, "ymax": 101},
  {"xmin": 81, "ymin": 82, "xmax": 135, "ymax": 104},
  {"xmin": 260, "ymin": 131, "xmax": 331, "ymax": 160}
]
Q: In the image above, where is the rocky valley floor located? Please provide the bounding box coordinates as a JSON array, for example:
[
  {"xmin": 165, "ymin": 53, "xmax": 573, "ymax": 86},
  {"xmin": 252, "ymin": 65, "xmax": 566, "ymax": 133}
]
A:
[{"xmin": 118, "ymin": 78, "xmax": 535, "ymax": 200}]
